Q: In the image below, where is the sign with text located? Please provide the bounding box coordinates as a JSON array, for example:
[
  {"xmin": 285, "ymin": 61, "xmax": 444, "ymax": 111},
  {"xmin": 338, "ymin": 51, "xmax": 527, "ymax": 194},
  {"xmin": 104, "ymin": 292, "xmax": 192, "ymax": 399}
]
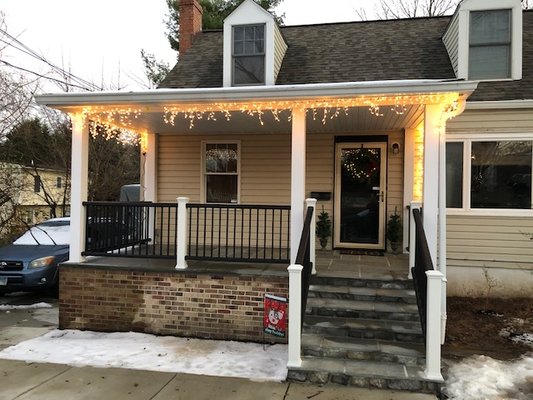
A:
[{"xmin": 263, "ymin": 294, "xmax": 287, "ymax": 338}]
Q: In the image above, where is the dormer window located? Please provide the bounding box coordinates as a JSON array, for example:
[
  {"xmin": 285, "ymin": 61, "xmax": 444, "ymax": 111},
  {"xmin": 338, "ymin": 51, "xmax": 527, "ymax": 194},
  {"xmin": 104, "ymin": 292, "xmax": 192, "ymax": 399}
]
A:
[
  {"xmin": 469, "ymin": 10, "xmax": 512, "ymax": 79},
  {"xmin": 233, "ymin": 24, "xmax": 265, "ymax": 85}
]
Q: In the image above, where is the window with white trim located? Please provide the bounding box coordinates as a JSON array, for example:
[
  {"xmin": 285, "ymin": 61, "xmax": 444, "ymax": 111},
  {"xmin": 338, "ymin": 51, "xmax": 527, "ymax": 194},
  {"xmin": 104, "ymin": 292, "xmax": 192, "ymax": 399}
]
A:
[
  {"xmin": 232, "ymin": 24, "xmax": 265, "ymax": 85},
  {"xmin": 469, "ymin": 9, "xmax": 512, "ymax": 79},
  {"xmin": 446, "ymin": 140, "xmax": 532, "ymax": 210},
  {"xmin": 204, "ymin": 143, "xmax": 239, "ymax": 203}
]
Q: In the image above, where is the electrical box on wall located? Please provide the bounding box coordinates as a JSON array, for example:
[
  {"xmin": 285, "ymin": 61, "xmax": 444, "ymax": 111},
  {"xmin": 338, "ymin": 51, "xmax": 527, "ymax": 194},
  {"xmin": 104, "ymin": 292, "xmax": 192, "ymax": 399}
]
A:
[{"xmin": 310, "ymin": 192, "xmax": 331, "ymax": 201}]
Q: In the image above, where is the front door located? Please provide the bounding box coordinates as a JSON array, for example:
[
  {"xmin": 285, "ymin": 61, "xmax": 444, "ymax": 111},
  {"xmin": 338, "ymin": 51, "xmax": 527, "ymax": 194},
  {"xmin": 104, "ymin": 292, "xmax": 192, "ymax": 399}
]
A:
[{"xmin": 334, "ymin": 142, "xmax": 387, "ymax": 249}]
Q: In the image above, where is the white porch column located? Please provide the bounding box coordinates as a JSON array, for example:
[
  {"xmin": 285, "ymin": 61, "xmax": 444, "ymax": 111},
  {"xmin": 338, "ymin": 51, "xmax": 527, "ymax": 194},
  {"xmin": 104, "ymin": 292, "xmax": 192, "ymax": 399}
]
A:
[
  {"xmin": 438, "ymin": 116, "xmax": 448, "ymax": 344},
  {"xmin": 176, "ymin": 197, "xmax": 189, "ymax": 270},
  {"xmin": 305, "ymin": 198, "xmax": 317, "ymax": 274},
  {"xmin": 287, "ymin": 264, "xmax": 303, "ymax": 367},
  {"xmin": 403, "ymin": 128, "xmax": 416, "ymax": 256},
  {"xmin": 423, "ymin": 105, "xmax": 441, "ymax": 265},
  {"xmin": 425, "ymin": 270, "xmax": 444, "ymax": 382},
  {"xmin": 290, "ymin": 108, "xmax": 307, "ymax": 264},
  {"xmin": 68, "ymin": 114, "xmax": 89, "ymax": 263},
  {"xmin": 141, "ymin": 133, "xmax": 157, "ymax": 243}
]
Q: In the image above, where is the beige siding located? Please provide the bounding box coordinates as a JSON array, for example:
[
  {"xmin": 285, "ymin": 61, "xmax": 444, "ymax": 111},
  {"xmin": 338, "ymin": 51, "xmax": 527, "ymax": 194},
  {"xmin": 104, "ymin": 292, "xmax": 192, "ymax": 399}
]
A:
[
  {"xmin": 446, "ymin": 107, "xmax": 533, "ymax": 272},
  {"xmin": 447, "ymin": 108, "xmax": 533, "ymax": 134},
  {"xmin": 447, "ymin": 215, "xmax": 533, "ymax": 269},
  {"xmin": 442, "ymin": 12, "xmax": 460, "ymax": 76},
  {"xmin": 158, "ymin": 131, "xmax": 404, "ymax": 248},
  {"xmin": 273, "ymin": 26, "xmax": 288, "ymax": 82}
]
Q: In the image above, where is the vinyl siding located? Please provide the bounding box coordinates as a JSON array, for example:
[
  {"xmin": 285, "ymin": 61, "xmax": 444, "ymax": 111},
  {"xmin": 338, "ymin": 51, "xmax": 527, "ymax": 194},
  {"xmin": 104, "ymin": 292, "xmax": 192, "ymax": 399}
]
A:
[
  {"xmin": 158, "ymin": 131, "xmax": 404, "ymax": 247},
  {"xmin": 442, "ymin": 12, "xmax": 460, "ymax": 76},
  {"xmin": 446, "ymin": 107, "xmax": 533, "ymax": 271},
  {"xmin": 273, "ymin": 26, "xmax": 288, "ymax": 82}
]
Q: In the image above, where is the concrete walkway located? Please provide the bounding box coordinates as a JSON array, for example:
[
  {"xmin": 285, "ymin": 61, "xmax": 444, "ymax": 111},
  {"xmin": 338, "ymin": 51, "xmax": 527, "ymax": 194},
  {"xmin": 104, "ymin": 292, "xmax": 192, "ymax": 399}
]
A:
[{"xmin": 0, "ymin": 359, "xmax": 437, "ymax": 400}]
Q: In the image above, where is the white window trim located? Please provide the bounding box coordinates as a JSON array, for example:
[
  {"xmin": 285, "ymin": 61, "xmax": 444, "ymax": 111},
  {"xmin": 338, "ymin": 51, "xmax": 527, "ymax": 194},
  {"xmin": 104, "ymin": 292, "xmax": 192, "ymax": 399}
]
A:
[
  {"xmin": 456, "ymin": 0, "xmax": 522, "ymax": 81},
  {"xmin": 201, "ymin": 140, "xmax": 241, "ymax": 204},
  {"xmin": 446, "ymin": 136, "xmax": 533, "ymax": 216}
]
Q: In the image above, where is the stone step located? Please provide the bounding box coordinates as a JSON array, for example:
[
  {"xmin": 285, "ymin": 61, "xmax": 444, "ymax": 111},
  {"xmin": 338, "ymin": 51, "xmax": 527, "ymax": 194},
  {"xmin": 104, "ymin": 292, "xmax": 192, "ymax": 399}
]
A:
[
  {"xmin": 306, "ymin": 297, "xmax": 420, "ymax": 321},
  {"xmin": 310, "ymin": 276, "xmax": 414, "ymax": 291},
  {"xmin": 287, "ymin": 357, "xmax": 439, "ymax": 393},
  {"xmin": 303, "ymin": 315, "xmax": 423, "ymax": 343},
  {"xmin": 308, "ymin": 284, "xmax": 417, "ymax": 304},
  {"xmin": 302, "ymin": 333, "xmax": 425, "ymax": 366}
]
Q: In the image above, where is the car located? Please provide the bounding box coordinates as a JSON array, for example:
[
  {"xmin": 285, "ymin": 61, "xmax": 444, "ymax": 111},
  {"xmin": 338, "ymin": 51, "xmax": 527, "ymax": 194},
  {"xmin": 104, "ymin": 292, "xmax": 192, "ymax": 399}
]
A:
[{"xmin": 0, "ymin": 217, "xmax": 70, "ymax": 295}]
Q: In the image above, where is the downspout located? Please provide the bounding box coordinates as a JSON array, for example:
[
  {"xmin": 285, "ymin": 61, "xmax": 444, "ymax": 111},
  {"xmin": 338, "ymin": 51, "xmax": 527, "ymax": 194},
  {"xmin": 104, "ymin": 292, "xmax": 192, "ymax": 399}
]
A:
[{"xmin": 439, "ymin": 98, "xmax": 466, "ymax": 344}]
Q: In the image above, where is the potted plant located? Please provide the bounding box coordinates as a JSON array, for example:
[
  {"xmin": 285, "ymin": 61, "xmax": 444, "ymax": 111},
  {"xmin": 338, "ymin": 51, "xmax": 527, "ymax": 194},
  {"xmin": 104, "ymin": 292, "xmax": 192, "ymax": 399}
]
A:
[
  {"xmin": 316, "ymin": 207, "xmax": 332, "ymax": 250},
  {"xmin": 387, "ymin": 210, "xmax": 402, "ymax": 254}
]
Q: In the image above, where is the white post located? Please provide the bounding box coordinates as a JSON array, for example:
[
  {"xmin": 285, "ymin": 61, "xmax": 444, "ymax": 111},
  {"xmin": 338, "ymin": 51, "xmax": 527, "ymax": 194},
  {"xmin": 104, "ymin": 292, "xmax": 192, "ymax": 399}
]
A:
[
  {"xmin": 425, "ymin": 270, "xmax": 444, "ymax": 382},
  {"xmin": 403, "ymin": 128, "xmax": 416, "ymax": 253},
  {"xmin": 438, "ymin": 119, "xmax": 448, "ymax": 344},
  {"xmin": 306, "ymin": 198, "xmax": 317, "ymax": 274},
  {"xmin": 142, "ymin": 133, "xmax": 157, "ymax": 242},
  {"xmin": 409, "ymin": 201, "xmax": 422, "ymax": 278},
  {"xmin": 287, "ymin": 264, "xmax": 303, "ymax": 368},
  {"xmin": 176, "ymin": 197, "xmax": 189, "ymax": 270},
  {"xmin": 68, "ymin": 114, "xmax": 89, "ymax": 263},
  {"xmin": 290, "ymin": 108, "xmax": 307, "ymax": 264},
  {"xmin": 423, "ymin": 105, "xmax": 441, "ymax": 265}
]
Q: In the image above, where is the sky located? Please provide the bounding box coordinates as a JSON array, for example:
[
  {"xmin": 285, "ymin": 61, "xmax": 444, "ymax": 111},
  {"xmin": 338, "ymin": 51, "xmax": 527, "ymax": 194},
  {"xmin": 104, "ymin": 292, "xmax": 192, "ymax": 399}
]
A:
[{"xmin": 0, "ymin": 0, "xmax": 373, "ymax": 92}]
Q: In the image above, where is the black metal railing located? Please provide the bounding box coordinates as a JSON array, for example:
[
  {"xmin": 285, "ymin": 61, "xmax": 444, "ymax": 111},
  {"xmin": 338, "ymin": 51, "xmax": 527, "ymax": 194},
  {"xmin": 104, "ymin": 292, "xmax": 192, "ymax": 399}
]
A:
[
  {"xmin": 411, "ymin": 208, "xmax": 435, "ymax": 338},
  {"xmin": 296, "ymin": 206, "xmax": 314, "ymax": 323},
  {"xmin": 186, "ymin": 203, "xmax": 291, "ymax": 263},
  {"xmin": 83, "ymin": 202, "xmax": 178, "ymax": 258}
]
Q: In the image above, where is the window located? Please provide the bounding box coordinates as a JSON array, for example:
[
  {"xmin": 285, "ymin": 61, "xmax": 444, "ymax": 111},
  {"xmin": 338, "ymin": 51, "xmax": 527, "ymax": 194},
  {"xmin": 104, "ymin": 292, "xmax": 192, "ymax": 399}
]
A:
[
  {"xmin": 446, "ymin": 140, "xmax": 533, "ymax": 211},
  {"xmin": 33, "ymin": 176, "xmax": 41, "ymax": 193},
  {"xmin": 446, "ymin": 142, "xmax": 464, "ymax": 208},
  {"xmin": 233, "ymin": 24, "xmax": 265, "ymax": 85},
  {"xmin": 204, "ymin": 143, "xmax": 239, "ymax": 203},
  {"xmin": 471, "ymin": 141, "xmax": 531, "ymax": 209},
  {"xmin": 56, "ymin": 177, "xmax": 62, "ymax": 189},
  {"xmin": 469, "ymin": 10, "xmax": 511, "ymax": 79}
]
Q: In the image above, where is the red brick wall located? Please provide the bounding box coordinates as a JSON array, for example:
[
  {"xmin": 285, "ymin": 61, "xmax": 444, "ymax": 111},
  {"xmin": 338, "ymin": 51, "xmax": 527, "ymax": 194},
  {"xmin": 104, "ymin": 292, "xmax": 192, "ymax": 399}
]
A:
[{"xmin": 59, "ymin": 265, "xmax": 289, "ymax": 343}]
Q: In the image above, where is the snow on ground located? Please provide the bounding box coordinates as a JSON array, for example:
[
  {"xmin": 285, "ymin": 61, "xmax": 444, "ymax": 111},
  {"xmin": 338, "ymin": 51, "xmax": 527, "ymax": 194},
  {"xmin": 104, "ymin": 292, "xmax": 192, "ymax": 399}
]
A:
[
  {"xmin": 0, "ymin": 302, "xmax": 52, "ymax": 311},
  {"xmin": 0, "ymin": 329, "xmax": 288, "ymax": 382},
  {"xmin": 444, "ymin": 354, "xmax": 533, "ymax": 400}
]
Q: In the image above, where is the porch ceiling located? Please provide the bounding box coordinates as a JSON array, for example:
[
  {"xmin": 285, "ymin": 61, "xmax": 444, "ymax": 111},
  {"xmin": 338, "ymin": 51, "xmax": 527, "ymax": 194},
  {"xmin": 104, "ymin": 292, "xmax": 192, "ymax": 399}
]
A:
[{"xmin": 35, "ymin": 79, "xmax": 477, "ymax": 135}]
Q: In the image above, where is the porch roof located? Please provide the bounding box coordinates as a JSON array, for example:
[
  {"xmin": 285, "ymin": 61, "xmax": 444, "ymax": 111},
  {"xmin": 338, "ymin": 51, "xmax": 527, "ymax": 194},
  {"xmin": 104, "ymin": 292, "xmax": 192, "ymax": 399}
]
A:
[{"xmin": 35, "ymin": 79, "xmax": 478, "ymax": 134}]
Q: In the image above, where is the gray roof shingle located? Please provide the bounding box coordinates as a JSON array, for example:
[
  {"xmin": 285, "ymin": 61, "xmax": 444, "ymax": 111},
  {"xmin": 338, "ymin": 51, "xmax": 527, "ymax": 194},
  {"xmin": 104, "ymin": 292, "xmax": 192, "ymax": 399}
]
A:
[{"xmin": 159, "ymin": 11, "xmax": 533, "ymax": 101}]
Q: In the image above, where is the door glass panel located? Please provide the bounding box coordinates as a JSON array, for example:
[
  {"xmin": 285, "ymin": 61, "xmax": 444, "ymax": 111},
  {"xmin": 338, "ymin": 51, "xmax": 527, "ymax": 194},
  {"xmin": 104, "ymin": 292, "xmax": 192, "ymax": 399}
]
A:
[{"xmin": 340, "ymin": 147, "xmax": 381, "ymax": 244}]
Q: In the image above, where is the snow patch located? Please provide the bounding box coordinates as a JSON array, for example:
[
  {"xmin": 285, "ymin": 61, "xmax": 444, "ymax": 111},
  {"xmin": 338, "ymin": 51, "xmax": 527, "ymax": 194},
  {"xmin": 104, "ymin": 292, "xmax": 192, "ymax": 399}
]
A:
[
  {"xmin": 0, "ymin": 302, "xmax": 53, "ymax": 311},
  {"xmin": 444, "ymin": 354, "xmax": 533, "ymax": 400},
  {"xmin": 0, "ymin": 329, "xmax": 288, "ymax": 382}
]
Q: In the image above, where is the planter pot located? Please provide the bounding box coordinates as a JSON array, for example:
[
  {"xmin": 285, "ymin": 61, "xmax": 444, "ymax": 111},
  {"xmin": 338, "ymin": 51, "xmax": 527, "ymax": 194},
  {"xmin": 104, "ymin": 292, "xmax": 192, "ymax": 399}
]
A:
[
  {"xmin": 390, "ymin": 241, "xmax": 401, "ymax": 254},
  {"xmin": 319, "ymin": 238, "xmax": 328, "ymax": 250}
]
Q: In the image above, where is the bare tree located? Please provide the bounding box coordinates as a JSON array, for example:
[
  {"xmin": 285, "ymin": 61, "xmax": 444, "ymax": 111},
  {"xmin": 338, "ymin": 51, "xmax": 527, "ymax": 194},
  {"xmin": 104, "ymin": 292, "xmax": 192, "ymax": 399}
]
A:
[{"xmin": 374, "ymin": 0, "xmax": 459, "ymax": 19}]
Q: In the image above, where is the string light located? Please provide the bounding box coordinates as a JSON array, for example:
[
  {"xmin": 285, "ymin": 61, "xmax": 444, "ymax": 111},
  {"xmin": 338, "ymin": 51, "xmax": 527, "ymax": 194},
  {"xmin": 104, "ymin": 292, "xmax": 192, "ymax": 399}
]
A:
[{"xmin": 71, "ymin": 92, "xmax": 462, "ymax": 144}]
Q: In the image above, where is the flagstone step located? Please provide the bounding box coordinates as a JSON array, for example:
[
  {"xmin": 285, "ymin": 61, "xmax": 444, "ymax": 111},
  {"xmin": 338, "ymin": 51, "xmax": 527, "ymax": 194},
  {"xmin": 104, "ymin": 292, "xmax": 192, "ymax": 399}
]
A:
[
  {"xmin": 287, "ymin": 357, "xmax": 439, "ymax": 393},
  {"xmin": 306, "ymin": 297, "xmax": 420, "ymax": 321},
  {"xmin": 310, "ymin": 276, "xmax": 414, "ymax": 291},
  {"xmin": 302, "ymin": 333, "xmax": 425, "ymax": 366},
  {"xmin": 308, "ymin": 284, "xmax": 417, "ymax": 304},
  {"xmin": 303, "ymin": 314, "xmax": 424, "ymax": 343}
]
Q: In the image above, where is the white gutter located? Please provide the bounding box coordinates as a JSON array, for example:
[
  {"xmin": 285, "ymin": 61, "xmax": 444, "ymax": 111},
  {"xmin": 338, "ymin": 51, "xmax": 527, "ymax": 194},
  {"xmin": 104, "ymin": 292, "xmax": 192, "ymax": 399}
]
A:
[{"xmin": 35, "ymin": 79, "xmax": 478, "ymax": 108}]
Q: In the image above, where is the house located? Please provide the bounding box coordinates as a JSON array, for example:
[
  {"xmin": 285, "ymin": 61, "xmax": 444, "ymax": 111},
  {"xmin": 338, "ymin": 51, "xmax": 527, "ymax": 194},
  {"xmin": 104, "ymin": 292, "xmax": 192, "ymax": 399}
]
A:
[
  {"xmin": 0, "ymin": 162, "xmax": 69, "ymax": 241},
  {"xmin": 35, "ymin": 0, "xmax": 532, "ymax": 392}
]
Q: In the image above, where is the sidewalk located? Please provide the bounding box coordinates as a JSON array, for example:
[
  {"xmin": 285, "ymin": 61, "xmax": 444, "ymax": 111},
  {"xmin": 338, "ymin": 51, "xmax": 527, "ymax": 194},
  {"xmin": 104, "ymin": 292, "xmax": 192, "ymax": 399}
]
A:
[{"xmin": 0, "ymin": 359, "xmax": 436, "ymax": 400}]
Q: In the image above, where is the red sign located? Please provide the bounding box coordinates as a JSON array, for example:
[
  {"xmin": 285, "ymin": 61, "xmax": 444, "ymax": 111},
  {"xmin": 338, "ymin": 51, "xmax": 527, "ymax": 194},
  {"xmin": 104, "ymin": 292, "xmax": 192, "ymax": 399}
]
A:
[{"xmin": 263, "ymin": 294, "xmax": 287, "ymax": 337}]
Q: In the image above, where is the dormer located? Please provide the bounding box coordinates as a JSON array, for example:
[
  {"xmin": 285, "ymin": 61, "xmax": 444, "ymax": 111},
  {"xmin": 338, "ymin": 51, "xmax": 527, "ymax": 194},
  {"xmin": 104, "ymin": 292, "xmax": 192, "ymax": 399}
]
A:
[
  {"xmin": 223, "ymin": 0, "xmax": 288, "ymax": 87},
  {"xmin": 443, "ymin": 0, "xmax": 522, "ymax": 81}
]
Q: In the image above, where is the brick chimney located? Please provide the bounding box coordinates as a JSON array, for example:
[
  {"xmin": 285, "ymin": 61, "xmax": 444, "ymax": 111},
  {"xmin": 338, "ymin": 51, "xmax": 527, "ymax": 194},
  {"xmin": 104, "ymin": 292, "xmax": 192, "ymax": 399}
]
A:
[{"xmin": 179, "ymin": 0, "xmax": 203, "ymax": 54}]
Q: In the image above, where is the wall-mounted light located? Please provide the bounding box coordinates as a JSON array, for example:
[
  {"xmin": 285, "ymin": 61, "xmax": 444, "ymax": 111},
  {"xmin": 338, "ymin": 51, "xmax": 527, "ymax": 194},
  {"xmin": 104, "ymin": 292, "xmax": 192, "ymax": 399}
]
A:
[{"xmin": 391, "ymin": 142, "xmax": 400, "ymax": 155}]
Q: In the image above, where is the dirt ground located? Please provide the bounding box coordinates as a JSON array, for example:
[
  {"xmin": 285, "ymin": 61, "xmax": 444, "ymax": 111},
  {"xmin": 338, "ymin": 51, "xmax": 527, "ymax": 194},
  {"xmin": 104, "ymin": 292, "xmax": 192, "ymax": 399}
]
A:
[{"xmin": 443, "ymin": 297, "xmax": 533, "ymax": 360}]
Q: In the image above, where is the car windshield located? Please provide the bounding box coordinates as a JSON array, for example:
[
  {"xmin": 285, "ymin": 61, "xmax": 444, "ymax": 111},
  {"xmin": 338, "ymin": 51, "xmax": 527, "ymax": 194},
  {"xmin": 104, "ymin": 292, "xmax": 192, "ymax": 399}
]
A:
[{"xmin": 13, "ymin": 220, "xmax": 70, "ymax": 245}]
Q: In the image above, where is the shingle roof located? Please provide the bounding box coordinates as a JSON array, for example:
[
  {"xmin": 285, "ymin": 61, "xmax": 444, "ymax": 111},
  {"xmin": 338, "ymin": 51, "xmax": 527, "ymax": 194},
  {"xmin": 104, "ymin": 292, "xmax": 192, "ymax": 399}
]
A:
[{"xmin": 159, "ymin": 11, "xmax": 533, "ymax": 101}]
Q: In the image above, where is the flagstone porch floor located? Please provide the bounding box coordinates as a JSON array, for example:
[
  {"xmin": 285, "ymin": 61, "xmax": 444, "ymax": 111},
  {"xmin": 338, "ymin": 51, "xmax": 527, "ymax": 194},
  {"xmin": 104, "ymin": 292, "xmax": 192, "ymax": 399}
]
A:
[{"xmin": 77, "ymin": 250, "xmax": 410, "ymax": 280}]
